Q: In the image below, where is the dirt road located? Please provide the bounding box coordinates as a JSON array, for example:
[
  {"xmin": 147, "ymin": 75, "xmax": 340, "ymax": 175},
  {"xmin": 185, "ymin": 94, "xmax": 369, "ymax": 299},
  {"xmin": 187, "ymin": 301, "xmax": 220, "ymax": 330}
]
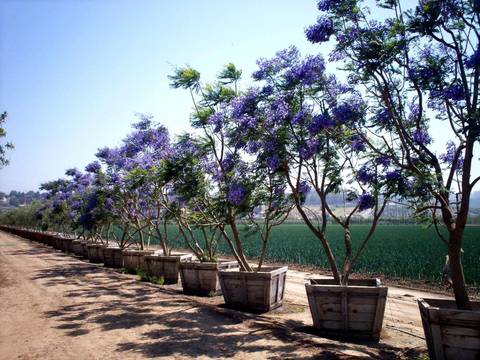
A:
[{"xmin": 0, "ymin": 231, "xmax": 431, "ymax": 359}]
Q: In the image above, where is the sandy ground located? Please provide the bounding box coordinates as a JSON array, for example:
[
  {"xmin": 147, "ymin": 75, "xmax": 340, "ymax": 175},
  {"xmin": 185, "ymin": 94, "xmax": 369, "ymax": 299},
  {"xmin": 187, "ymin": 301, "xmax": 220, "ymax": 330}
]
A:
[{"xmin": 0, "ymin": 231, "xmax": 436, "ymax": 359}]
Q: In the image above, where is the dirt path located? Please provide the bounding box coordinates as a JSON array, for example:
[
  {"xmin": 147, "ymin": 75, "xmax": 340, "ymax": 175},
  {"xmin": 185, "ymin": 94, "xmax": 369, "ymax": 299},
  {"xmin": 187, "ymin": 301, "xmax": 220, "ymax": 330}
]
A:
[{"xmin": 0, "ymin": 231, "xmax": 430, "ymax": 359}]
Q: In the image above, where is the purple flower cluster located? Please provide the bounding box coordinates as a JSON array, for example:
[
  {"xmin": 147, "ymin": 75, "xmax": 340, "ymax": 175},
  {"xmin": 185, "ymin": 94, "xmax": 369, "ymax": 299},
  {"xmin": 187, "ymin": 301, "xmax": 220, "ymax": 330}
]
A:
[
  {"xmin": 85, "ymin": 161, "xmax": 101, "ymax": 173},
  {"xmin": 331, "ymin": 97, "xmax": 364, "ymax": 125},
  {"xmin": 385, "ymin": 169, "xmax": 402, "ymax": 182},
  {"xmin": 308, "ymin": 114, "xmax": 335, "ymax": 134},
  {"xmin": 412, "ymin": 129, "xmax": 432, "ymax": 146},
  {"xmin": 266, "ymin": 154, "xmax": 281, "ymax": 171},
  {"xmin": 299, "ymin": 139, "xmax": 320, "ymax": 160},
  {"xmin": 298, "ymin": 181, "xmax": 311, "ymax": 196},
  {"xmin": 317, "ymin": 0, "xmax": 343, "ymax": 11},
  {"xmin": 247, "ymin": 141, "xmax": 260, "ymax": 154},
  {"xmin": 292, "ymin": 110, "xmax": 308, "ymax": 125},
  {"xmin": 357, "ymin": 165, "xmax": 376, "ymax": 184},
  {"xmin": 266, "ymin": 98, "xmax": 289, "ymax": 125},
  {"xmin": 375, "ymin": 156, "xmax": 390, "ymax": 167},
  {"xmin": 253, "ymin": 46, "xmax": 300, "ymax": 80},
  {"xmin": 237, "ymin": 114, "xmax": 257, "ymax": 130},
  {"xmin": 227, "ymin": 183, "xmax": 247, "ymax": 206},
  {"xmin": 440, "ymin": 141, "xmax": 464, "ymax": 170},
  {"xmin": 285, "ymin": 55, "xmax": 325, "ymax": 86},
  {"xmin": 231, "ymin": 89, "xmax": 258, "ymax": 118},
  {"xmin": 465, "ymin": 49, "xmax": 480, "ymax": 69},
  {"xmin": 305, "ymin": 16, "xmax": 334, "ymax": 44},
  {"xmin": 221, "ymin": 154, "xmax": 236, "ymax": 173},
  {"xmin": 208, "ymin": 111, "xmax": 224, "ymax": 132},
  {"xmin": 350, "ymin": 136, "xmax": 365, "ymax": 152},
  {"xmin": 373, "ymin": 109, "xmax": 393, "ymax": 125},
  {"xmin": 430, "ymin": 84, "xmax": 465, "ymax": 102},
  {"xmin": 408, "ymin": 64, "xmax": 442, "ymax": 86},
  {"xmin": 358, "ymin": 193, "xmax": 374, "ymax": 211}
]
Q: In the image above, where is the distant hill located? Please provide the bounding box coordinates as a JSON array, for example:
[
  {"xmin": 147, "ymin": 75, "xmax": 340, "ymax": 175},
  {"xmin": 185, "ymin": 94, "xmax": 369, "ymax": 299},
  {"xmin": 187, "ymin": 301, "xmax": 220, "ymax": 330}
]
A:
[
  {"xmin": 0, "ymin": 190, "xmax": 45, "ymax": 209},
  {"xmin": 304, "ymin": 190, "xmax": 480, "ymax": 215}
]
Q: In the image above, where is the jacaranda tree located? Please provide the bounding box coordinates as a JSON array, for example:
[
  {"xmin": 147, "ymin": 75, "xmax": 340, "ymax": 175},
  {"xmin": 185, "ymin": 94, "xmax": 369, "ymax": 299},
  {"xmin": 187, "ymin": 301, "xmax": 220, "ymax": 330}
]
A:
[
  {"xmin": 169, "ymin": 64, "xmax": 293, "ymax": 271},
  {"xmin": 240, "ymin": 46, "xmax": 402, "ymax": 284},
  {"xmin": 306, "ymin": 0, "xmax": 479, "ymax": 308},
  {"xmin": 96, "ymin": 115, "xmax": 173, "ymax": 251}
]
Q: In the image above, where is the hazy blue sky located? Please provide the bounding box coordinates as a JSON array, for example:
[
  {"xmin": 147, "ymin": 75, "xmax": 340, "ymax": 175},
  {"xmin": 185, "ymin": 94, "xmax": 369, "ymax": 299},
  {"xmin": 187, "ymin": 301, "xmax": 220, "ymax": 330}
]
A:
[
  {"xmin": 1, "ymin": 0, "xmax": 327, "ymax": 191},
  {"xmin": 0, "ymin": 0, "xmax": 471, "ymax": 192}
]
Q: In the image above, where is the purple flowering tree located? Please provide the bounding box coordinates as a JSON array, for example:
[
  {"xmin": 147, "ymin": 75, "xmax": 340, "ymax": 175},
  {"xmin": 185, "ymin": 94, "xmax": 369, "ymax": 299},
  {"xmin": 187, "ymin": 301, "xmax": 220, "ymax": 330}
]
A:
[
  {"xmin": 245, "ymin": 46, "xmax": 403, "ymax": 284},
  {"xmin": 96, "ymin": 115, "xmax": 175, "ymax": 252},
  {"xmin": 307, "ymin": 0, "xmax": 479, "ymax": 309},
  {"xmin": 38, "ymin": 178, "xmax": 77, "ymax": 233},
  {"xmin": 169, "ymin": 64, "xmax": 294, "ymax": 271},
  {"xmin": 158, "ymin": 134, "xmax": 226, "ymax": 262},
  {"xmin": 37, "ymin": 164, "xmax": 113, "ymax": 242}
]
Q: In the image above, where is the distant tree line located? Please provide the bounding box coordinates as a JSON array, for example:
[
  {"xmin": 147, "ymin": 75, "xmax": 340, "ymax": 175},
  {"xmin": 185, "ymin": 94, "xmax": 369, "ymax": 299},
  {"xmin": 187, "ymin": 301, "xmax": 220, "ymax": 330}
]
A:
[{"xmin": 0, "ymin": 190, "xmax": 45, "ymax": 208}]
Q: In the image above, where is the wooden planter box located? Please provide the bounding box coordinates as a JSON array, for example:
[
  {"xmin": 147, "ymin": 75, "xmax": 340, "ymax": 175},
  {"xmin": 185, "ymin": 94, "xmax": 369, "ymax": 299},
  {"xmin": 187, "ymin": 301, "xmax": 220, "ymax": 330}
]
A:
[
  {"xmin": 102, "ymin": 247, "xmax": 124, "ymax": 268},
  {"xmin": 418, "ymin": 298, "xmax": 480, "ymax": 360},
  {"xmin": 218, "ymin": 266, "xmax": 288, "ymax": 313},
  {"xmin": 145, "ymin": 253, "xmax": 193, "ymax": 284},
  {"xmin": 122, "ymin": 249, "xmax": 156, "ymax": 273},
  {"xmin": 53, "ymin": 235, "xmax": 63, "ymax": 250},
  {"xmin": 59, "ymin": 236, "xmax": 74, "ymax": 253},
  {"xmin": 86, "ymin": 244, "xmax": 105, "ymax": 263},
  {"xmin": 71, "ymin": 240, "xmax": 84, "ymax": 257},
  {"xmin": 32, "ymin": 231, "xmax": 44, "ymax": 243},
  {"xmin": 305, "ymin": 278, "xmax": 388, "ymax": 341},
  {"xmin": 180, "ymin": 260, "xmax": 239, "ymax": 296}
]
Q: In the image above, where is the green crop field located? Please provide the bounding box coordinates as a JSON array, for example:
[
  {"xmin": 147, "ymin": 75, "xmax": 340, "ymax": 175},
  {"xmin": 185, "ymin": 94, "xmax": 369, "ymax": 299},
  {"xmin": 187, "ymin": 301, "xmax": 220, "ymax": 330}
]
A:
[{"xmin": 157, "ymin": 224, "xmax": 480, "ymax": 287}]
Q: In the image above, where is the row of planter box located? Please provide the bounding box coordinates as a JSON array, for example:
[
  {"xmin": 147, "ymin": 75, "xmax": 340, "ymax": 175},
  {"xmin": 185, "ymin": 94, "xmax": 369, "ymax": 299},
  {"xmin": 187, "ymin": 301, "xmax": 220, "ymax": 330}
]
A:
[
  {"xmin": 1, "ymin": 226, "xmax": 287, "ymax": 313},
  {"xmin": 2, "ymin": 225, "xmax": 479, "ymax": 359}
]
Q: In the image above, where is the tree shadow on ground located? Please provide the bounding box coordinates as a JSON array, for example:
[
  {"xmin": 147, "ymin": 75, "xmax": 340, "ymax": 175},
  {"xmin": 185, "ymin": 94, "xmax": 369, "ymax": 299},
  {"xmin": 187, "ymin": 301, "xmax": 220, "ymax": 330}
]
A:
[
  {"xmin": 7, "ymin": 246, "xmax": 61, "ymax": 257},
  {"xmin": 33, "ymin": 257, "xmax": 421, "ymax": 359}
]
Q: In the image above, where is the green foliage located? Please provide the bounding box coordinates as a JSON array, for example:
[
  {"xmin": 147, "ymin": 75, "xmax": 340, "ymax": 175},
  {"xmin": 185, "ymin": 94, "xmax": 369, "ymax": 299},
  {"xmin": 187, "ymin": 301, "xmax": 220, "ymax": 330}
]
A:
[
  {"xmin": 217, "ymin": 63, "xmax": 242, "ymax": 84},
  {"xmin": 168, "ymin": 66, "xmax": 201, "ymax": 91},
  {"xmin": 0, "ymin": 111, "xmax": 14, "ymax": 168},
  {"xmin": 0, "ymin": 202, "xmax": 42, "ymax": 228},
  {"xmin": 137, "ymin": 268, "xmax": 164, "ymax": 285}
]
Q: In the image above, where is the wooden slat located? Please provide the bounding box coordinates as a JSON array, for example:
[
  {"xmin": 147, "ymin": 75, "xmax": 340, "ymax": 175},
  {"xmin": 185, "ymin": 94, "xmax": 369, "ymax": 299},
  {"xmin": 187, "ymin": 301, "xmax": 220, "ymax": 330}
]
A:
[
  {"xmin": 444, "ymin": 347, "xmax": 479, "ymax": 360},
  {"xmin": 442, "ymin": 325, "xmax": 480, "ymax": 337},
  {"xmin": 443, "ymin": 334, "xmax": 480, "ymax": 350}
]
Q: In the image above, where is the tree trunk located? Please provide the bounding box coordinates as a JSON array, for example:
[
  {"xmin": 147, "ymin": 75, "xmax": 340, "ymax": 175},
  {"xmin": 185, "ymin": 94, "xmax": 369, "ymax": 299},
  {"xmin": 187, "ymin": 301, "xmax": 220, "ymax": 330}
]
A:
[
  {"xmin": 229, "ymin": 220, "xmax": 252, "ymax": 272},
  {"xmin": 449, "ymin": 230, "xmax": 471, "ymax": 310}
]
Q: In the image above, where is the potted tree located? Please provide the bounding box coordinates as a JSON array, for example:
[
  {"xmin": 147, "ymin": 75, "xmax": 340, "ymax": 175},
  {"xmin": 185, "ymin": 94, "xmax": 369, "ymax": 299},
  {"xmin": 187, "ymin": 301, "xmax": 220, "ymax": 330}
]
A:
[
  {"xmin": 244, "ymin": 46, "xmax": 403, "ymax": 339},
  {"xmin": 83, "ymin": 160, "xmax": 129, "ymax": 269},
  {"xmin": 307, "ymin": 0, "xmax": 480, "ymax": 355},
  {"xmin": 169, "ymin": 64, "xmax": 292, "ymax": 311},
  {"xmin": 163, "ymin": 134, "xmax": 239, "ymax": 296},
  {"xmin": 96, "ymin": 144, "xmax": 155, "ymax": 272},
  {"xmin": 96, "ymin": 118, "xmax": 171, "ymax": 272},
  {"xmin": 98, "ymin": 116, "xmax": 192, "ymax": 282},
  {"xmin": 38, "ymin": 178, "xmax": 78, "ymax": 252}
]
